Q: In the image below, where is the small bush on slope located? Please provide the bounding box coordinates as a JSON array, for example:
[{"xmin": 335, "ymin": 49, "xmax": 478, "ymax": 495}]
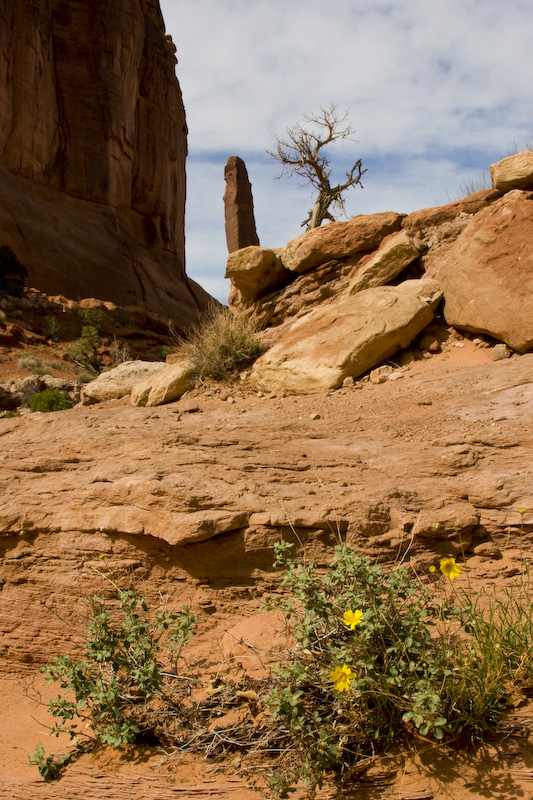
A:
[{"xmin": 178, "ymin": 304, "xmax": 263, "ymax": 381}]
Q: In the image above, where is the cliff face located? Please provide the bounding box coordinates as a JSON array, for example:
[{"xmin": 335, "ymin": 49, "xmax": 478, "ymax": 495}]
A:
[{"xmin": 0, "ymin": 0, "xmax": 211, "ymax": 326}]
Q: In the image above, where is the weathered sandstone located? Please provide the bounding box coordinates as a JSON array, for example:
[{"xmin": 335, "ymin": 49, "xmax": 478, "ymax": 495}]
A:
[
  {"xmin": 225, "ymin": 246, "xmax": 291, "ymax": 304},
  {"xmin": 223, "ymin": 156, "xmax": 260, "ymax": 253},
  {"xmin": 0, "ymin": 0, "xmax": 211, "ymax": 326},
  {"xmin": 440, "ymin": 190, "xmax": 533, "ymax": 352},
  {"xmin": 130, "ymin": 357, "xmax": 196, "ymax": 407},
  {"xmin": 280, "ymin": 211, "xmax": 403, "ymax": 273},
  {"xmin": 80, "ymin": 361, "xmax": 166, "ymax": 405},
  {"xmin": 346, "ymin": 229, "xmax": 420, "ymax": 295},
  {"xmin": 490, "ymin": 150, "xmax": 533, "ymax": 192},
  {"xmin": 251, "ymin": 282, "xmax": 434, "ymax": 393}
]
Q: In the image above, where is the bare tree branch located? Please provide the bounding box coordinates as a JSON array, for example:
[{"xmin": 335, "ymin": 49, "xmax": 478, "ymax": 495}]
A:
[{"xmin": 266, "ymin": 104, "xmax": 367, "ymax": 229}]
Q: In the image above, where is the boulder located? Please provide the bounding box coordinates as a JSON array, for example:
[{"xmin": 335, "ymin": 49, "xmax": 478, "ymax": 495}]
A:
[
  {"xmin": 490, "ymin": 150, "xmax": 533, "ymax": 192},
  {"xmin": 251, "ymin": 282, "xmax": 435, "ymax": 393},
  {"xmin": 280, "ymin": 212, "xmax": 403, "ymax": 274},
  {"xmin": 440, "ymin": 190, "xmax": 533, "ymax": 352},
  {"xmin": 223, "ymin": 156, "xmax": 260, "ymax": 253},
  {"xmin": 131, "ymin": 358, "xmax": 195, "ymax": 407},
  {"xmin": 347, "ymin": 229, "xmax": 420, "ymax": 295},
  {"xmin": 225, "ymin": 246, "xmax": 291, "ymax": 304},
  {"xmin": 80, "ymin": 361, "xmax": 166, "ymax": 405},
  {"xmin": 0, "ymin": 386, "xmax": 19, "ymax": 411},
  {"xmin": 0, "ymin": 0, "xmax": 212, "ymax": 327},
  {"xmin": 392, "ymin": 277, "xmax": 443, "ymax": 310}
]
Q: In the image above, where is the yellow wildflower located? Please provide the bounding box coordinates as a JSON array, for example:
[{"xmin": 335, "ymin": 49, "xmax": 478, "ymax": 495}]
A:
[
  {"xmin": 329, "ymin": 664, "xmax": 354, "ymax": 693},
  {"xmin": 343, "ymin": 609, "xmax": 363, "ymax": 630},
  {"xmin": 429, "ymin": 565, "xmax": 436, "ymax": 573},
  {"xmin": 440, "ymin": 557, "xmax": 462, "ymax": 580}
]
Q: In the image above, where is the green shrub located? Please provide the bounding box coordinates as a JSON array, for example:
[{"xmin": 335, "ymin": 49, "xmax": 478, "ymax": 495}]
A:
[
  {"xmin": 75, "ymin": 369, "xmax": 96, "ymax": 384},
  {"xmin": 263, "ymin": 540, "xmax": 533, "ymax": 796},
  {"xmin": 18, "ymin": 353, "xmax": 43, "ymax": 371},
  {"xmin": 179, "ymin": 305, "xmax": 263, "ymax": 381},
  {"xmin": 30, "ymin": 584, "xmax": 197, "ymax": 780},
  {"xmin": 29, "ymin": 521, "xmax": 533, "ymax": 795},
  {"xmin": 79, "ymin": 307, "xmax": 108, "ymax": 333},
  {"xmin": 66, "ymin": 326, "xmax": 103, "ymax": 374},
  {"xmin": 0, "ymin": 245, "xmax": 27, "ymax": 297},
  {"xmin": 42, "ymin": 316, "xmax": 64, "ymax": 342},
  {"xmin": 29, "ymin": 388, "xmax": 75, "ymax": 413}
]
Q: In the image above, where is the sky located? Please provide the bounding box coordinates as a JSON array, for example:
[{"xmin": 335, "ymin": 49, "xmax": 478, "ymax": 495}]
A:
[{"xmin": 159, "ymin": 0, "xmax": 533, "ymax": 303}]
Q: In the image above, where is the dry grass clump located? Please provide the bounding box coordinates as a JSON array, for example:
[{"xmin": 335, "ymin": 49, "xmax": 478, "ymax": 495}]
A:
[{"xmin": 179, "ymin": 304, "xmax": 263, "ymax": 381}]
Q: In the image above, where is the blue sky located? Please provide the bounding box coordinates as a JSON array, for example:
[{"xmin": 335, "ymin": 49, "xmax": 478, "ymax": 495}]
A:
[{"xmin": 159, "ymin": 0, "xmax": 533, "ymax": 302}]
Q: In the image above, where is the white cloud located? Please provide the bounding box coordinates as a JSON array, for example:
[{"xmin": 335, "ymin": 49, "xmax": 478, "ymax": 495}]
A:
[{"xmin": 159, "ymin": 0, "xmax": 533, "ymax": 302}]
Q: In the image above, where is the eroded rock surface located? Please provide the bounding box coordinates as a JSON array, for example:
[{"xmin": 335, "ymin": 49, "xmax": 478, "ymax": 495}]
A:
[
  {"xmin": 1, "ymin": 347, "xmax": 532, "ymax": 796},
  {"xmin": 440, "ymin": 190, "xmax": 533, "ymax": 352},
  {"xmin": 251, "ymin": 283, "xmax": 435, "ymax": 393},
  {"xmin": 0, "ymin": 0, "xmax": 211, "ymax": 326}
]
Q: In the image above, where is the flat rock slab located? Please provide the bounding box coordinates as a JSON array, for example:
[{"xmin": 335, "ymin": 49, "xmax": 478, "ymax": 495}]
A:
[
  {"xmin": 1, "ymin": 351, "xmax": 533, "ymax": 798},
  {"xmin": 280, "ymin": 211, "xmax": 402, "ymax": 273},
  {"xmin": 251, "ymin": 284, "xmax": 434, "ymax": 393}
]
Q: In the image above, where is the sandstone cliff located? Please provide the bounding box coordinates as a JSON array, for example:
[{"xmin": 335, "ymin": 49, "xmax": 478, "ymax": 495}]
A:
[{"xmin": 0, "ymin": 0, "xmax": 211, "ymax": 327}]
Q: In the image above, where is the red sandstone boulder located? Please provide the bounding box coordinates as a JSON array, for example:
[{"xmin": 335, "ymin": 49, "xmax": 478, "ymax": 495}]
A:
[
  {"xmin": 440, "ymin": 190, "xmax": 533, "ymax": 352},
  {"xmin": 225, "ymin": 246, "xmax": 291, "ymax": 304},
  {"xmin": 280, "ymin": 211, "xmax": 403, "ymax": 274},
  {"xmin": 346, "ymin": 229, "xmax": 421, "ymax": 294},
  {"xmin": 0, "ymin": 0, "xmax": 211, "ymax": 329}
]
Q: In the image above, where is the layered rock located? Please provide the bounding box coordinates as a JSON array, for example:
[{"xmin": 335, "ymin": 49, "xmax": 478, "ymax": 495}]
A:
[
  {"xmin": 223, "ymin": 156, "xmax": 260, "ymax": 253},
  {"xmin": 130, "ymin": 357, "xmax": 196, "ymax": 407},
  {"xmin": 440, "ymin": 190, "xmax": 533, "ymax": 352},
  {"xmin": 0, "ymin": 0, "xmax": 211, "ymax": 328},
  {"xmin": 346, "ymin": 229, "xmax": 421, "ymax": 295},
  {"xmin": 225, "ymin": 246, "xmax": 291, "ymax": 305},
  {"xmin": 280, "ymin": 211, "xmax": 403, "ymax": 273},
  {"xmin": 80, "ymin": 361, "xmax": 167, "ymax": 405},
  {"xmin": 251, "ymin": 281, "xmax": 435, "ymax": 393},
  {"xmin": 490, "ymin": 150, "xmax": 533, "ymax": 192}
]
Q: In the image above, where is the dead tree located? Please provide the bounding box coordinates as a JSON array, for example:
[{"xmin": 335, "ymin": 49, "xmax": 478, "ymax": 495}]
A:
[{"xmin": 266, "ymin": 104, "xmax": 366, "ymax": 230}]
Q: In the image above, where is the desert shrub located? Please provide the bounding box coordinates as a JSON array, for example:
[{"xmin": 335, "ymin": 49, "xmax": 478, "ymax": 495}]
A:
[
  {"xmin": 111, "ymin": 308, "xmax": 134, "ymax": 328},
  {"xmin": 75, "ymin": 369, "xmax": 96, "ymax": 384},
  {"xmin": 29, "ymin": 387, "xmax": 75, "ymax": 413},
  {"xmin": 263, "ymin": 539, "xmax": 533, "ymax": 796},
  {"xmin": 79, "ymin": 307, "xmax": 108, "ymax": 333},
  {"xmin": 30, "ymin": 583, "xmax": 197, "ymax": 780},
  {"xmin": 66, "ymin": 325, "xmax": 103, "ymax": 374},
  {"xmin": 0, "ymin": 245, "xmax": 27, "ymax": 297},
  {"xmin": 42, "ymin": 315, "xmax": 64, "ymax": 342},
  {"xmin": 109, "ymin": 337, "xmax": 131, "ymax": 367},
  {"xmin": 179, "ymin": 305, "xmax": 263, "ymax": 381},
  {"xmin": 18, "ymin": 353, "xmax": 43, "ymax": 371},
  {"xmin": 30, "ymin": 517, "xmax": 533, "ymax": 796}
]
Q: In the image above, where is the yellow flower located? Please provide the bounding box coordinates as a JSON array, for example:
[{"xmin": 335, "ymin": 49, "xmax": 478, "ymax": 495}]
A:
[
  {"xmin": 329, "ymin": 664, "xmax": 354, "ymax": 693},
  {"xmin": 440, "ymin": 557, "xmax": 462, "ymax": 580},
  {"xmin": 429, "ymin": 565, "xmax": 436, "ymax": 573},
  {"xmin": 343, "ymin": 609, "xmax": 363, "ymax": 630},
  {"xmin": 520, "ymin": 508, "xmax": 526, "ymax": 515}
]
